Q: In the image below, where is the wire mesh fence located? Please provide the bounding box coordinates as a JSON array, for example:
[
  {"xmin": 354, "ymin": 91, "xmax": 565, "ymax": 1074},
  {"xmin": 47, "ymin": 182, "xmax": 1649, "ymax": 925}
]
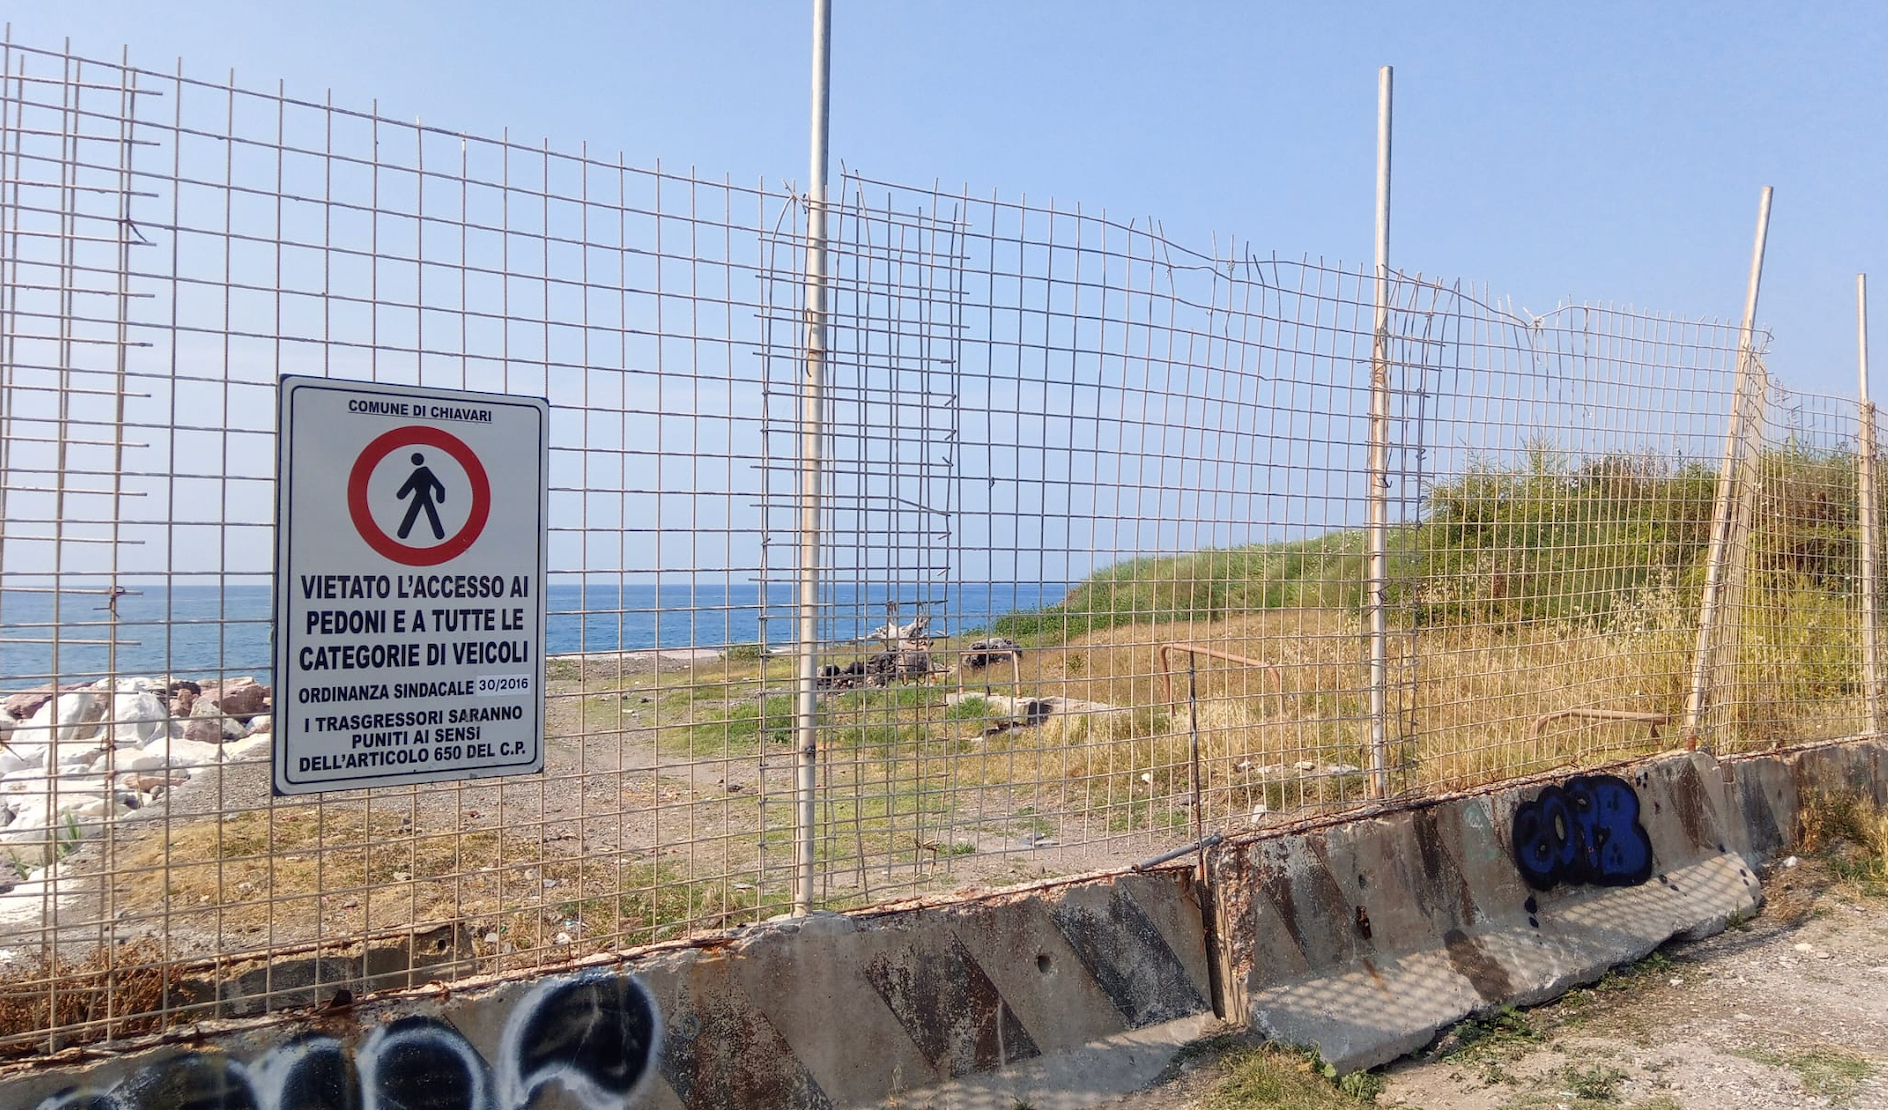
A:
[{"xmin": 0, "ymin": 35, "xmax": 1881, "ymax": 1053}]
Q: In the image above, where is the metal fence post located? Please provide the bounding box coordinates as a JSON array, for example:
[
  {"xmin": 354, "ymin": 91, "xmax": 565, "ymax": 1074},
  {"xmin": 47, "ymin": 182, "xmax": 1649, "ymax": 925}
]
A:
[
  {"xmin": 793, "ymin": 0, "xmax": 833, "ymax": 916},
  {"xmin": 1683, "ymin": 186, "xmax": 1773, "ymax": 745},
  {"xmin": 1859, "ymin": 274, "xmax": 1881, "ymax": 735},
  {"xmin": 1366, "ymin": 65, "xmax": 1394, "ymax": 798}
]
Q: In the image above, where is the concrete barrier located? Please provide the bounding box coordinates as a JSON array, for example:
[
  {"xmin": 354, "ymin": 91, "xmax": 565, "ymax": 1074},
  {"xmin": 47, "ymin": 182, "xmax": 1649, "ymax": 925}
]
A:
[
  {"xmin": 1207, "ymin": 751, "xmax": 1762, "ymax": 1071},
  {"xmin": 0, "ymin": 872, "xmax": 1214, "ymax": 1110},
  {"xmin": 1727, "ymin": 737, "xmax": 1888, "ymax": 861},
  {"xmin": 10, "ymin": 738, "xmax": 1888, "ymax": 1108}
]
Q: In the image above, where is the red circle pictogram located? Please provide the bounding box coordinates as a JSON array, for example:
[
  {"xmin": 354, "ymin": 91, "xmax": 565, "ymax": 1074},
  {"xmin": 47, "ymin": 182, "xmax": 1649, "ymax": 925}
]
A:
[{"xmin": 346, "ymin": 426, "xmax": 491, "ymax": 566}]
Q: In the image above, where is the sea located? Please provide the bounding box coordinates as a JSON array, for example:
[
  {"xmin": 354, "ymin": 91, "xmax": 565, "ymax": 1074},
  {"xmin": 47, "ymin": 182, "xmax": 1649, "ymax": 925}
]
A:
[{"xmin": 0, "ymin": 580, "xmax": 1070, "ymax": 688}]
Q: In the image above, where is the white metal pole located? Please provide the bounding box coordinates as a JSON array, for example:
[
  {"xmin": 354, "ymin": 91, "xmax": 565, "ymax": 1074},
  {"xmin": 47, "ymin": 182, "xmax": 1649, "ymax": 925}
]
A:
[
  {"xmin": 1682, "ymin": 186, "xmax": 1773, "ymax": 744},
  {"xmin": 1858, "ymin": 274, "xmax": 1881, "ymax": 735},
  {"xmin": 1366, "ymin": 65, "xmax": 1393, "ymax": 798},
  {"xmin": 793, "ymin": 0, "xmax": 832, "ymax": 916}
]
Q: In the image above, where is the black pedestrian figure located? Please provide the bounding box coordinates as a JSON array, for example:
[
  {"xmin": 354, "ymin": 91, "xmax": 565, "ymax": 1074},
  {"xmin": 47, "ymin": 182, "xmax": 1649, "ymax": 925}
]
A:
[{"xmin": 396, "ymin": 452, "xmax": 447, "ymax": 540}]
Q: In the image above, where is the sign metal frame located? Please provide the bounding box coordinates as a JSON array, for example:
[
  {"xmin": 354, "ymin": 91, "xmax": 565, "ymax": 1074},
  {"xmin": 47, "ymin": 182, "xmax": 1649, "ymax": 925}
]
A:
[{"xmin": 272, "ymin": 375, "xmax": 549, "ymax": 795}]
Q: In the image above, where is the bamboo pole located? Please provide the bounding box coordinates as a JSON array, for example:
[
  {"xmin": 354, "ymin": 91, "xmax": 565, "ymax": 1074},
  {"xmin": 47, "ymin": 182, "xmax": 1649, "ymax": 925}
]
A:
[{"xmin": 1682, "ymin": 186, "xmax": 1773, "ymax": 745}]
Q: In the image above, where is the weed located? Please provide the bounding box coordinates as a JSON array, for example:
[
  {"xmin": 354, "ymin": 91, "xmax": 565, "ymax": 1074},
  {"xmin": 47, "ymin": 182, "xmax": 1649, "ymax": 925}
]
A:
[
  {"xmin": 1337, "ymin": 1070, "xmax": 1385, "ymax": 1101},
  {"xmin": 1733, "ymin": 1046, "xmax": 1873, "ymax": 1104},
  {"xmin": 1441, "ymin": 1005, "xmax": 1542, "ymax": 1064},
  {"xmin": 1203, "ymin": 1044, "xmax": 1383, "ymax": 1108},
  {"xmin": 721, "ymin": 642, "xmax": 768, "ymax": 661},
  {"xmin": 1557, "ymin": 1062, "xmax": 1629, "ymax": 1101},
  {"xmin": 1595, "ymin": 950, "xmax": 1676, "ymax": 992},
  {"xmin": 1796, "ymin": 790, "xmax": 1888, "ymax": 895}
]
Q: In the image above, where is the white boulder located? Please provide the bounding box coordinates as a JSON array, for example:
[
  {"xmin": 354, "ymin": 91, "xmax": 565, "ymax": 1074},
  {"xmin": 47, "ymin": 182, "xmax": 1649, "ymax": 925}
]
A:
[
  {"xmin": 12, "ymin": 690, "xmax": 105, "ymax": 751},
  {"xmin": 109, "ymin": 690, "xmax": 168, "ymax": 746},
  {"xmin": 50, "ymin": 742, "xmax": 105, "ymax": 775},
  {"xmin": 133, "ymin": 736, "xmax": 226, "ymax": 770}
]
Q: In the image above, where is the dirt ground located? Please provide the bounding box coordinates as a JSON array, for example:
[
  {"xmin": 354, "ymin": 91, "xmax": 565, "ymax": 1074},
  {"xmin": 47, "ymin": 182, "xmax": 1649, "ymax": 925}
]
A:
[
  {"xmin": 3, "ymin": 649, "xmax": 1163, "ymax": 964},
  {"xmin": 1098, "ymin": 856, "xmax": 1888, "ymax": 1110}
]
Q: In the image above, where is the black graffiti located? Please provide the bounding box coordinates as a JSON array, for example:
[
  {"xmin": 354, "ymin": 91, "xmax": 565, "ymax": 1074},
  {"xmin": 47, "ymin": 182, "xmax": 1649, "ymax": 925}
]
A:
[
  {"xmin": 29, "ymin": 971, "xmax": 659, "ymax": 1110},
  {"xmin": 1510, "ymin": 773, "xmax": 1654, "ymax": 891}
]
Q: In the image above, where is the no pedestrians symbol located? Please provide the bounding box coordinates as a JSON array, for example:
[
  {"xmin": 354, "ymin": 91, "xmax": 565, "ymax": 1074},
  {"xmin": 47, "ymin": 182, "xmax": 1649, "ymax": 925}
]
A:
[{"xmin": 347, "ymin": 425, "xmax": 492, "ymax": 566}]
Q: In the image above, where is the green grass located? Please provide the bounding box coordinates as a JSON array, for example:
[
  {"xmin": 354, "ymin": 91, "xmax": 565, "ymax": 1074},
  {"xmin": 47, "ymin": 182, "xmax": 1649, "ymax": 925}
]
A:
[
  {"xmin": 993, "ymin": 533, "xmax": 1367, "ymax": 641},
  {"xmin": 1203, "ymin": 1045, "xmax": 1384, "ymax": 1108},
  {"xmin": 943, "ymin": 695, "xmax": 995, "ymax": 723},
  {"xmin": 1556, "ymin": 1062, "xmax": 1629, "ymax": 1101},
  {"xmin": 682, "ymin": 693, "xmax": 799, "ymax": 754},
  {"xmin": 990, "ymin": 446, "xmax": 1872, "ymax": 649},
  {"xmin": 830, "ymin": 686, "xmax": 948, "ymax": 713}
]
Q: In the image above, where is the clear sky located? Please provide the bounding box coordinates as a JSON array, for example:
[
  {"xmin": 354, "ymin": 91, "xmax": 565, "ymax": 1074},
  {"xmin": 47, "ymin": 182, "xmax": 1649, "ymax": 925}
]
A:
[{"xmin": 6, "ymin": 1, "xmax": 1885, "ymax": 397}]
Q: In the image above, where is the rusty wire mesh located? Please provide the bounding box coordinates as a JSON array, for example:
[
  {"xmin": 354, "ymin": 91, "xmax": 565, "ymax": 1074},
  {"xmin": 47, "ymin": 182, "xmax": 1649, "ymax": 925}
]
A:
[{"xmin": 0, "ymin": 35, "xmax": 1879, "ymax": 1053}]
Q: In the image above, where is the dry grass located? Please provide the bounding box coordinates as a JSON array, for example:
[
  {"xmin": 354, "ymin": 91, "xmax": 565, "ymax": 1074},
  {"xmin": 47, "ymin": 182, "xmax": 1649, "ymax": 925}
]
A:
[
  {"xmin": 109, "ymin": 808, "xmax": 782, "ymax": 961},
  {"xmin": 953, "ymin": 592, "xmax": 1869, "ymax": 816},
  {"xmin": 944, "ymin": 607, "xmax": 1688, "ymax": 819},
  {"xmin": 1795, "ymin": 789, "xmax": 1888, "ymax": 896},
  {"xmin": 0, "ymin": 940, "xmax": 178, "ymax": 1056}
]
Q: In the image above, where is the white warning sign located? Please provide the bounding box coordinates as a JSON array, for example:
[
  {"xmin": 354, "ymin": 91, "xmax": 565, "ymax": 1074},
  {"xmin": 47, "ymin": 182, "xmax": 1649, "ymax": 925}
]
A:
[{"xmin": 272, "ymin": 376, "xmax": 548, "ymax": 794}]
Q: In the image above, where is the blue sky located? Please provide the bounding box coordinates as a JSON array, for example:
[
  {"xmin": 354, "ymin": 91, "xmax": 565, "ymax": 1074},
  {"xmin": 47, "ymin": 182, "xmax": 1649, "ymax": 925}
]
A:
[{"xmin": 8, "ymin": 1, "xmax": 1885, "ymax": 399}]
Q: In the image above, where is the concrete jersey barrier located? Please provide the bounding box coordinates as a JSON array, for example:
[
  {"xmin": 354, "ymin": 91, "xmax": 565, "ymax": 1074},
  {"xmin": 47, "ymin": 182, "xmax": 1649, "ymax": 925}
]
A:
[
  {"xmin": 9, "ymin": 739, "xmax": 1888, "ymax": 1108},
  {"xmin": 1207, "ymin": 750, "xmax": 1762, "ymax": 1071}
]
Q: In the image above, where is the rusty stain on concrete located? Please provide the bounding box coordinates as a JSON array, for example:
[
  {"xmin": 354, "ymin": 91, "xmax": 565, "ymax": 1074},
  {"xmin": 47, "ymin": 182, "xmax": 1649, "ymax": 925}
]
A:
[
  {"xmin": 1440, "ymin": 927, "xmax": 1514, "ymax": 1003},
  {"xmin": 1671, "ymin": 758, "xmax": 1713, "ymax": 852},
  {"xmin": 1410, "ymin": 805, "xmax": 1478, "ymax": 924}
]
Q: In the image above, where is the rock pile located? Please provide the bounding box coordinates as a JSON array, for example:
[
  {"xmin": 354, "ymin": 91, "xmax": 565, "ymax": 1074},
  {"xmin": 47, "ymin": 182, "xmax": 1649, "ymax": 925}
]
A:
[
  {"xmin": 959, "ymin": 636, "xmax": 1023, "ymax": 670},
  {"xmin": 0, "ymin": 676, "xmax": 273, "ymax": 874}
]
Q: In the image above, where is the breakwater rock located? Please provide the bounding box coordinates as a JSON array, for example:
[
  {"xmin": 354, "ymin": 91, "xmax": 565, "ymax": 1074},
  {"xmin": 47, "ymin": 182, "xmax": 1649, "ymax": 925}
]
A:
[{"xmin": 0, "ymin": 676, "xmax": 273, "ymax": 883}]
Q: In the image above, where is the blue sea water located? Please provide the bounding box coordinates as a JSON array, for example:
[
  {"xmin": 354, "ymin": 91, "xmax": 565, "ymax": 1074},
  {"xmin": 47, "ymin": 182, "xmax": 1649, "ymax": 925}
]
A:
[{"xmin": 0, "ymin": 580, "xmax": 1070, "ymax": 687}]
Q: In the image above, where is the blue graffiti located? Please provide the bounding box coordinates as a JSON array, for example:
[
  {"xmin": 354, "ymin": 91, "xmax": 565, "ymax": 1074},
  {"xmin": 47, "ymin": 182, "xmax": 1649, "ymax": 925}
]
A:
[
  {"xmin": 1510, "ymin": 774, "xmax": 1653, "ymax": 891},
  {"xmin": 29, "ymin": 970, "xmax": 659, "ymax": 1110}
]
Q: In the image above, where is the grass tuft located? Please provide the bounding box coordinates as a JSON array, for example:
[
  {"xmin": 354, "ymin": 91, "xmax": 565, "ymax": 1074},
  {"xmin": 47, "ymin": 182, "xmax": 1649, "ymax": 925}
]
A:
[
  {"xmin": 1203, "ymin": 1044, "xmax": 1383, "ymax": 1108},
  {"xmin": 1732, "ymin": 1046, "xmax": 1874, "ymax": 1104},
  {"xmin": 1796, "ymin": 790, "xmax": 1888, "ymax": 895}
]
